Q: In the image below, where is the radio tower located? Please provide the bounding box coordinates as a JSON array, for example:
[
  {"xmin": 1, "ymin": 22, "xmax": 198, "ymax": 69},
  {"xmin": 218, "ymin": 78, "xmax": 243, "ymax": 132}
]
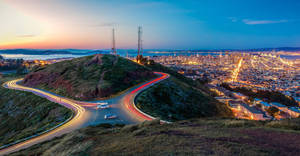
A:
[
  {"xmin": 112, "ymin": 28, "xmax": 116, "ymax": 55},
  {"xmin": 137, "ymin": 26, "xmax": 143, "ymax": 62}
]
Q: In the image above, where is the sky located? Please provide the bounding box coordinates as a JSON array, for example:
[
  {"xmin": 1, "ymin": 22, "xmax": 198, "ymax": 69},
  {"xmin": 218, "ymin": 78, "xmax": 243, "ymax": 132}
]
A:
[{"xmin": 1, "ymin": 0, "xmax": 300, "ymax": 49}]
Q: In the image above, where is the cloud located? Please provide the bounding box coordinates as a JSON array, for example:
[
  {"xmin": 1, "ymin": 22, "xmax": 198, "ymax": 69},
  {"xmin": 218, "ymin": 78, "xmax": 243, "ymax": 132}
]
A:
[
  {"xmin": 166, "ymin": 8, "xmax": 195, "ymax": 14},
  {"xmin": 242, "ymin": 19, "xmax": 288, "ymax": 25},
  {"xmin": 17, "ymin": 34, "xmax": 36, "ymax": 38},
  {"xmin": 129, "ymin": 2, "xmax": 167, "ymax": 8},
  {"xmin": 89, "ymin": 22, "xmax": 117, "ymax": 27},
  {"xmin": 228, "ymin": 17, "xmax": 238, "ymax": 22}
]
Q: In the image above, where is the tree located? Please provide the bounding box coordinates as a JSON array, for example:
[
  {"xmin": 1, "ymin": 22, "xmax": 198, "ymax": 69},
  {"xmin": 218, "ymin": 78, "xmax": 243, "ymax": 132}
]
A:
[
  {"xmin": 220, "ymin": 83, "xmax": 232, "ymax": 91},
  {"xmin": 266, "ymin": 106, "xmax": 280, "ymax": 117},
  {"xmin": 256, "ymin": 103, "xmax": 262, "ymax": 109},
  {"xmin": 222, "ymin": 84, "xmax": 298, "ymax": 107},
  {"xmin": 16, "ymin": 66, "xmax": 27, "ymax": 75},
  {"xmin": 148, "ymin": 59, "xmax": 155, "ymax": 65},
  {"xmin": 196, "ymin": 77, "xmax": 211, "ymax": 85},
  {"xmin": 16, "ymin": 59, "xmax": 24, "ymax": 65}
]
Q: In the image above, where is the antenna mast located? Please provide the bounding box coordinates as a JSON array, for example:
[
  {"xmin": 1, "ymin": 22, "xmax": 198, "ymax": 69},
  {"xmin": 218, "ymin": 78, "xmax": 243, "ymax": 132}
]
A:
[
  {"xmin": 137, "ymin": 26, "xmax": 143, "ymax": 62},
  {"xmin": 138, "ymin": 26, "xmax": 142, "ymax": 56},
  {"xmin": 112, "ymin": 28, "xmax": 116, "ymax": 55}
]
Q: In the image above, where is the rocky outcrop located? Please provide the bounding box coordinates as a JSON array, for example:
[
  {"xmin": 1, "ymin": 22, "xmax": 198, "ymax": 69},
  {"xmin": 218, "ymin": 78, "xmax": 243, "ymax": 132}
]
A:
[{"xmin": 23, "ymin": 72, "xmax": 73, "ymax": 94}]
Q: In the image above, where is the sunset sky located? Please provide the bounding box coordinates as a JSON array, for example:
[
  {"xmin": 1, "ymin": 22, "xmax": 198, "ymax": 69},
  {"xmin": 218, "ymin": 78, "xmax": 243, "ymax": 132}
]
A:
[{"xmin": 1, "ymin": 0, "xmax": 300, "ymax": 49}]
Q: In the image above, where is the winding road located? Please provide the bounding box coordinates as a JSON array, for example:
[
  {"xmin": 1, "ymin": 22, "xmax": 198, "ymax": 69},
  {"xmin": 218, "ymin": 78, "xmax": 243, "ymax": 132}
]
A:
[{"xmin": 0, "ymin": 72, "xmax": 169, "ymax": 155}]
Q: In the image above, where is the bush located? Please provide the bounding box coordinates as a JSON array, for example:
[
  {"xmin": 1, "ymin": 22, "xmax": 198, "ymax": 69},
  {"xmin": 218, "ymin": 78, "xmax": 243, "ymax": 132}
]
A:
[
  {"xmin": 266, "ymin": 106, "xmax": 280, "ymax": 117},
  {"xmin": 266, "ymin": 119, "xmax": 300, "ymax": 130},
  {"xmin": 223, "ymin": 120, "xmax": 261, "ymax": 128},
  {"xmin": 121, "ymin": 125, "xmax": 139, "ymax": 133}
]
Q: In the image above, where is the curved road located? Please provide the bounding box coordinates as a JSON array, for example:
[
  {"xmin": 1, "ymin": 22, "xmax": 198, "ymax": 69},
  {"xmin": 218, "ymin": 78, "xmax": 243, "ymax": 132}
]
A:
[{"xmin": 0, "ymin": 72, "xmax": 169, "ymax": 155}]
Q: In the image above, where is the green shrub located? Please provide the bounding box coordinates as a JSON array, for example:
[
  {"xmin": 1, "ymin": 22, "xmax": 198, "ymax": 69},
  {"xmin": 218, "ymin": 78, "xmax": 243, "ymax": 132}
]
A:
[
  {"xmin": 266, "ymin": 119, "xmax": 300, "ymax": 130},
  {"xmin": 223, "ymin": 120, "xmax": 261, "ymax": 128}
]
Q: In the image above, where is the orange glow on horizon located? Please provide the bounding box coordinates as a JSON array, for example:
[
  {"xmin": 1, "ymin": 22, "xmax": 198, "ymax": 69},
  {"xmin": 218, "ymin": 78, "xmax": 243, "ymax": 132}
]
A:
[{"xmin": 0, "ymin": 40, "xmax": 111, "ymax": 50}]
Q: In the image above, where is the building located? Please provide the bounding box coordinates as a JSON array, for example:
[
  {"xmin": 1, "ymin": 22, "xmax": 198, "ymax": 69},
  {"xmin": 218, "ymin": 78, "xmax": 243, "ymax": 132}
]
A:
[
  {"xmin": 270, "ymin": 102, "xmax": 288, "ymax": 112},
  {"xmin": 215, "ymin": 96, "xmax": 233, "ymax": 105},
  {"xmin": 270, "ymin": 102, "xmax": 300, "ymax": 118},
  {"xmin": 232, "ymin": 92, "xmax": 248, "ymax": 100},
  {"xmin": 295, "ymin": 97, "xmax": 300, "ymax": 105},
  {"xmin": 257, "ymin": 101, "xmax": 272, "ymax": 111},
  {"xmin": 288, "ymin": 107, "xmax": 300, "ymax": 118},
  {"xmin": 254, "ymin": 98, "xmax": 262, "ymax": 104},
  {"xmin": 228, "ymin": 100, "xmax": 241, "ymax": 108},
  {"xmin": 237, "ymin": 102, "xmax": 266, "ymax": 120},
  {"xmin": 228, "ymin": 100, "xmax": 268, "ymax": 120},
  {"xmin": 252, "ymin": 98, "xmax": 273, "ymax": 116}
]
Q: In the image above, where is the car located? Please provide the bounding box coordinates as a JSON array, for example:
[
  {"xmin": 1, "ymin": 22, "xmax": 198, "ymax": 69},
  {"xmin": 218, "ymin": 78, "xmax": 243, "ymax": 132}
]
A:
[
  {"xmin": 97, "ymin": 104, "xmax": 110, "ymax": 109},
  {"xmin": 104, "ymin": 113, "xmax": 117, "ymax": 119},
  {"xmin": 97, "ymin": 102, "xmax": 108, "ymax": 105}
]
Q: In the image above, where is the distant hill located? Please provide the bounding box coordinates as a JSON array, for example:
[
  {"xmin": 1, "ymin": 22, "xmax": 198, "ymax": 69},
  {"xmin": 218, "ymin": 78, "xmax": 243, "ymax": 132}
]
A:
[
  {"xmin": 167, "ymin": 47, "xmax": 300, "ymax": 52},
  {"xmin": 266, "ymin": 47, "xmax": 300, "ymax": 51},
  {"xmin": 0, "ymin": 49, "xmax": 102, "ymax": 55},
  {"xmin": 231, "ymin": 47, "xmax": 300, "ymax": 52},
  {"xmin": 1, "ymin": 47, "xmax": 299, "ymax": 56},
  {"xmin": 23, "ymin": 54, "xmax": 156, "ymax": 100}
]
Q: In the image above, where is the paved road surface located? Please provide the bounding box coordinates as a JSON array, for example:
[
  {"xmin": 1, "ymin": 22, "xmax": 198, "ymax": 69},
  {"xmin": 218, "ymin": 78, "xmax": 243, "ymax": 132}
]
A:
[{"xmin": 0, "ymin": 72, "xmax": 169, "ymax": 155}]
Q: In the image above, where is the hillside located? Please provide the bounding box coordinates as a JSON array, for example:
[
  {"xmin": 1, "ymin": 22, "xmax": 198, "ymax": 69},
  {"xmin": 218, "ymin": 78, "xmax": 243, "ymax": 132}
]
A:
[
  {"xmin": 0, "ymin": 49, "xmax": 101, "ymax": 55},
  {"xmin": 133, "ymin": 61, "xmax": 232, "ymax": 121},
  {"xmin": 11, "ymin": 118, "xmax": 300, "ymax": 156},
  {"xmin": 23, "ymin": 54, "xmax": 156, "ymax": 100},
  {"xmin": 0, "ymin": 74, "xmax": 72, "ymax": 147},
  {"xmin": 136, "ymin": 77, "xmax": 232, "ymax": 121}
]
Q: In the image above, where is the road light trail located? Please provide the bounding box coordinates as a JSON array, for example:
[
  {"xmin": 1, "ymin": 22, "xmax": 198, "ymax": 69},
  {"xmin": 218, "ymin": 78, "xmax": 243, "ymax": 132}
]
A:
[
  {"xmin": 279, "ymin": 57, "xmax": 293, "ymax": 66},
  {"xmin": 0, "ymin": 72, "xmax": 170, "ymax": 155},
  {"xmin": 231, "ymin": 58, "xmax": 243, "ymax": 82},
  {"xmin": 123, "ymin": 72, "xmax": 170, "ymax": 123}
]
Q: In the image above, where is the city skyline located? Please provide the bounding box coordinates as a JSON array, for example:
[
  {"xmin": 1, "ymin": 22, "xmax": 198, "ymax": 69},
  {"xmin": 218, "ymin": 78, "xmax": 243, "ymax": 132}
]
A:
[{"xmin": 1, "ymin": 0, "xmax": 300, "ymax": 49}]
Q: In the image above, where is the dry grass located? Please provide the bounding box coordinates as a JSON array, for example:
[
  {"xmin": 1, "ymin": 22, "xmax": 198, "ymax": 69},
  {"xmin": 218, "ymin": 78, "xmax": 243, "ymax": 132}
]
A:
[{"xmin": 11, "ymin": 118, "xmax": 300, "ymax": 156}]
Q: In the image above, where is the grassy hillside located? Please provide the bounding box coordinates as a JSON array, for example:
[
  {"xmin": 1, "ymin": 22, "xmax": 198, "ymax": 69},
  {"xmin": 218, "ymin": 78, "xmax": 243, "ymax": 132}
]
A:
[
  {"xmin": 23, "ymin": 54, "xmax": 156, "ymax": 100},
  {"xmin": 11, "ymin": 118, "xmax": 300, "ymax": 156},
  {"xmin": 135, "ymin": 61, "xmax": 232, "ymax": 121},
  {"xmin": 0, "ymin": 75, "xmax": 72, "ymax": 147},
  {"xmin": 145, "ymin": 62, "xmax": 212, "ymax": 95},
  {"xmin": 136, "ymin": 76, "xmax": 232, "ymax": 121}
]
